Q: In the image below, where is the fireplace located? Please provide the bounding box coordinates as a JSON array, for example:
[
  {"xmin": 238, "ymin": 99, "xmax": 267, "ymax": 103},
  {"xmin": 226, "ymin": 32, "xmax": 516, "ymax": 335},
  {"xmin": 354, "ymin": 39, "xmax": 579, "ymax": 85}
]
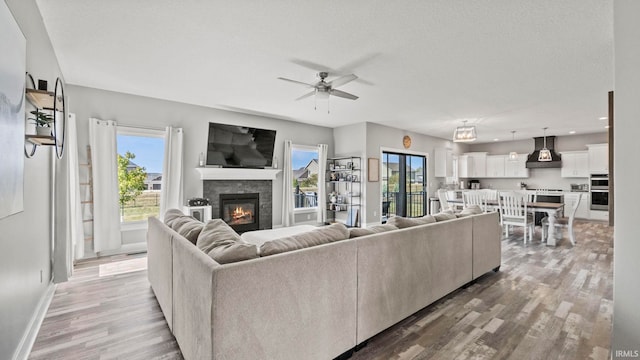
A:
[{"xmin": 220, "ymin": 193, "xmax": 260, "ymax": 233}]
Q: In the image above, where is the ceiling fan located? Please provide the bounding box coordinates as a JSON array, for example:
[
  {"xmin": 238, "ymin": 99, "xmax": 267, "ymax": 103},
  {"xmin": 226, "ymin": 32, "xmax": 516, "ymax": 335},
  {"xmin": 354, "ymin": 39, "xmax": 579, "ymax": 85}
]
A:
[{"xmin": 278, "ymin": 72, "xmax": 359, "ymax": 103}]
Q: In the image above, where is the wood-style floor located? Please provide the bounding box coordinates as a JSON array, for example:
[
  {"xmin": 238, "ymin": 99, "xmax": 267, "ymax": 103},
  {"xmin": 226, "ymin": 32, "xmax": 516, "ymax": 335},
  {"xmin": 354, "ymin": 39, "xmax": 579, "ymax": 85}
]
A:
[{"xmin": 29, "ymin": 220, "xmax": 612, "ymax": 360}]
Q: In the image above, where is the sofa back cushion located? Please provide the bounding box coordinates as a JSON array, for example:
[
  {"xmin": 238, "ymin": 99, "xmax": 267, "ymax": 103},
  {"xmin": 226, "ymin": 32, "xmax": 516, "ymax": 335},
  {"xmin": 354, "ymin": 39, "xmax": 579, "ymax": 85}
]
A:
[
  {"xmin": 457, "ymin": 204, "xmax": 483, "ymax": 217},
  {"xmin": 196, "ymin": 219, "xmax": 258, "ymax": 264},
  {"xmin": 386, "ymin": 215, "xmax": 436, "ymax": 229},
  {"xmin": 433, "ymin": 210, "xmax": 457, "ymax": 222},
  {"xmin": 164, "ymin": 208, "xmax": 185, "ymax": 227},
  {"xmin": 260, "ymin": 223, "xmax": 349, "ymax": 257},
  {"xmin": 176, "ymin": 219, "xmax": 204, "ymax": 245},
  {"xmin": 349, "ymin": 224, "xmax": 399, "ymax": 238}
]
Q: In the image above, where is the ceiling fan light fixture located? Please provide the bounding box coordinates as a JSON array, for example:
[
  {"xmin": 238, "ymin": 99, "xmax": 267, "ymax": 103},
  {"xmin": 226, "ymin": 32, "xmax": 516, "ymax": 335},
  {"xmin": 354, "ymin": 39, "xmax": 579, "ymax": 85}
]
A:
[
  {"xmin": 453, "ymin": 121, "xmax": 477, "ymax": 142},
  {"xmin": 538, "ymin": 127, "xmax": 552, "ymax": 162}
]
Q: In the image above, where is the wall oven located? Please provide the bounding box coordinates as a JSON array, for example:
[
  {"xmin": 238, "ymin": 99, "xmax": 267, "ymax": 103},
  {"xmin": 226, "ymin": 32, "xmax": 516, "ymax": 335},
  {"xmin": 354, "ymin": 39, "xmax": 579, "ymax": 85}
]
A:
[{"xmin": 590, "ymin": 174, "xmax": 609, "ymax": 211}]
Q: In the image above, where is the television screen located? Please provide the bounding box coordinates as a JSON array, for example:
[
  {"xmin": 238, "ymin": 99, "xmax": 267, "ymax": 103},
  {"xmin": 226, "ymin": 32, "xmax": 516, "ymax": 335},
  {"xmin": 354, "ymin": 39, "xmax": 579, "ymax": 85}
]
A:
[{"xmin": 206, "ymin": 123, "xmax": 276, "ymax": 168}]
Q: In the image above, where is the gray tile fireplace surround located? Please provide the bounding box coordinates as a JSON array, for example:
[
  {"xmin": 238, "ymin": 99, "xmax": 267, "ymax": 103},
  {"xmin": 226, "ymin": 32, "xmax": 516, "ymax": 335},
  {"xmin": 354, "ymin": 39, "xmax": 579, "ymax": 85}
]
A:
[{"xmin": 203, "ymin": 180, "xmax": 272, "ymax": 230}]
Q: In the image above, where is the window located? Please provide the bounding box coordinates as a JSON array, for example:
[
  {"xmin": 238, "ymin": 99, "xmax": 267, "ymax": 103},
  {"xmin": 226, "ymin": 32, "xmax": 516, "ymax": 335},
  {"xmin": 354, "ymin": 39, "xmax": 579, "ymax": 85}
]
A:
[
  {"xmin": 291, "ymin": 145, "xmax": 319, "ymax": 209},
  {"xmin": 117, "ymin": 127, "xmax": 165, "ymax": 223}
]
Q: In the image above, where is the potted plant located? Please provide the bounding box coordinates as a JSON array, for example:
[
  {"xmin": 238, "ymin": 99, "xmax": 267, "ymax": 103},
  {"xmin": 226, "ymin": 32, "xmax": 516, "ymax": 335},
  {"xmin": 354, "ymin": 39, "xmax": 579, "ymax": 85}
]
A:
[{"xmin": 29, "ymin": 110, "xmax": 54, "ymax": 136}]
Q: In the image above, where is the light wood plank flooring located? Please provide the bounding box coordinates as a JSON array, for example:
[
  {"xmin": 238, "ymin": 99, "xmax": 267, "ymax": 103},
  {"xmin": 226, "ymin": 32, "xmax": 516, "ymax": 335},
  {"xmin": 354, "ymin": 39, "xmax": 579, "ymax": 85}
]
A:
[{"xmin": 30, "ymin": 220, "xmax": 612, "ymax": 360}]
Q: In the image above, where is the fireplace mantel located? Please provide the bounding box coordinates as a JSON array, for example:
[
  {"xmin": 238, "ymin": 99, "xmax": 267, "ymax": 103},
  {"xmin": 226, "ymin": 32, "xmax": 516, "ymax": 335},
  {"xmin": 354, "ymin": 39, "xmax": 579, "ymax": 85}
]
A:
[{"xmin": 195, "ymin": 167, "xmax": 281, "ymax": 180}]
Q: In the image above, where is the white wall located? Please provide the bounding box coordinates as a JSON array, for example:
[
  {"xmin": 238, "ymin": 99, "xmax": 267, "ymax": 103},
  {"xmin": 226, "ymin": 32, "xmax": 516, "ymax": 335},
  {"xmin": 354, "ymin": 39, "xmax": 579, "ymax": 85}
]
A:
[
  {"xmin": 1, "ymin": 0, "xmax": 63, "ymax": 358},
  {"xmin": 612, "ymin": 1, "xmax": 640, "ymax": 356},
  {"xmin": 466, "ymin": 132, "xmax": 607, "ymax": 191},
  {"xmin": 66, "ymin": 85, "xmax": 335, "ymax": 256}
]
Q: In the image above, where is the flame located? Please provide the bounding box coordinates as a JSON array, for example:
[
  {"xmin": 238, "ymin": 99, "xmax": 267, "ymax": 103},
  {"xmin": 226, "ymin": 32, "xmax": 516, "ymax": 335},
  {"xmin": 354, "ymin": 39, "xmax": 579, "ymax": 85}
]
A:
[{"xmin": 232, "ymin": 206, "xmax": 252, "ymax": 220}]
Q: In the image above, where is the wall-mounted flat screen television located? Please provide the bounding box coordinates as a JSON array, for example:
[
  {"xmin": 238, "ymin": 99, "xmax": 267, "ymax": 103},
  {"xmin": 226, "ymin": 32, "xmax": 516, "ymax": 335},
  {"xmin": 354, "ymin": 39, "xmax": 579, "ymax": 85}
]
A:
[{"xmin": 206, "ymin": 123, "xmax": 277, "ymax": 168}]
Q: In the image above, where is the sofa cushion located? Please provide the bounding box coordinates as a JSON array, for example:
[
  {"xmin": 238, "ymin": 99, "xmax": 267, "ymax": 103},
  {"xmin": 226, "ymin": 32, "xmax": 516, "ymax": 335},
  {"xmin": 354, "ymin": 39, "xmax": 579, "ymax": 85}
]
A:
[
  {"xmin": 170, "ymin": 215, "xmax": 199, "ymax": 232},
  {"xmin": 386, "ymin": 215, "xmax": 436, "ymax": 229},
  {"xmin": 164, "ymin": 208, "xmax": 184, "ymax": 227},
  {"xmin": 349, "ymin": 224, "xmax": 399, "ymax": 238},
  {"xmin": 260, "ymin": 223, "xmax": 349, "ymax": 257},
  {"xmin": 457, "ymin": 204, "xmax": 483, "ymax": 217},
  {"xmin": 196, "ymin": 219, "xmax": 259, "ymax": 264},
  {"xmin": 176, "ymin": 219, "xmax": 205, "ymax": 245},
  {"xmin": 433, "ymin": 210, "xmax": 457, "ymax": 222}
]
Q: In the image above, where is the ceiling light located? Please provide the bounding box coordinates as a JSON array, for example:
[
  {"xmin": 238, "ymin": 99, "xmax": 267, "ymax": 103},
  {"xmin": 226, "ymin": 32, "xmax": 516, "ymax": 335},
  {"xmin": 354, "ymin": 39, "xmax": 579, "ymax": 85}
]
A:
[
  {"xmin": 508, "ymin": 131, "xmax": 518, "ymax": 161},
  {"xmin": 569, "ymin": 130, "xmax": 576, "ymax": 134},
  {"xmin": 452, "ymin": 120, "xmax": 477, "ymax": 142},
  {"xmin": 538, "ymin": 127, "xmax": 552, "ymax": 162},
  {"xmin": 493, "ymin": 138, "xmax": 499, "ymax": 142},
  {"xmin": 599, "ymin": 117, "xmax": 608, "ymax": 120}
]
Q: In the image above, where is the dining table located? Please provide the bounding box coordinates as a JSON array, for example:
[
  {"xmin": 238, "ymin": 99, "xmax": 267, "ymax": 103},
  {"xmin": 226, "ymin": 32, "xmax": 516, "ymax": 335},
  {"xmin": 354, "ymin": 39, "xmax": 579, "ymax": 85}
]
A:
[{"xmin": 447, "ymin": 199, "xmax": 565, "ymax": 246}]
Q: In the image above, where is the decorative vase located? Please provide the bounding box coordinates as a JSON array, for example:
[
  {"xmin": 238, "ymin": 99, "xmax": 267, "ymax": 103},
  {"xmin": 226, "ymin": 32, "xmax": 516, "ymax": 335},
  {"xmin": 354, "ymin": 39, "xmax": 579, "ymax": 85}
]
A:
[
  {"xmin": 330, "ymin": 195, "xmax": 337, "ymax": 204},
  {"xmin": 36, "ymin": 127, "xmax": 51, "ymax": 136}
]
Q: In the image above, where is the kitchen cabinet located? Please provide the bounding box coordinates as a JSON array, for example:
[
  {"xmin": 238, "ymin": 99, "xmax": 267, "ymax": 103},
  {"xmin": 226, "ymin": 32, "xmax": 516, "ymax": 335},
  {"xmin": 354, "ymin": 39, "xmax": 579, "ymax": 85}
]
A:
[
  {"xmin": 561, "ymin": 151, "xmax": 589, "ymax": 178},
  {"xmin": 504, "ymin": 154, "xmax": 529, "ymax": 178},
  {"xmin": 564, "ymin": 193, "xmax": 590, "ymax": 219},
  {"xmin": 460, "ymin": 152, "xmax": 487, "ymax": 178},
  {"xmin": 434, "ymin": 148, "xmax": 453, "ymax": 178},
  {"xmin": 486, "ymin": 155, "xmax": 505, "ymax": 178},
  {"xmin": 587, "ymin": 143, "xmax": 608, "ymax": 174}
]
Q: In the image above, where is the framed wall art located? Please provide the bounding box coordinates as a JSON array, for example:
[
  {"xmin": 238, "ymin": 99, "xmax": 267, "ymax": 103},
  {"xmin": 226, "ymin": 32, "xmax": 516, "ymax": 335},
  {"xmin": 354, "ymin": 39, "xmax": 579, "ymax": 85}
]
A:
[
  {"xmin": 368, "ymin": 157, "xmax": 379, "ymax": 182},
  {"xmin": 0, "ymin": 2, "xmax": 26, "ymax": 219}
]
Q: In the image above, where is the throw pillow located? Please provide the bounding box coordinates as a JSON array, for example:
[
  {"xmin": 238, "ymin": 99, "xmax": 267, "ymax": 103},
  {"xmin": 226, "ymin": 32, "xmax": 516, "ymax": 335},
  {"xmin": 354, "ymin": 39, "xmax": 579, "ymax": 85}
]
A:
[
  {"xmin": 176, "ymin": 219, "xmax": 204, "ymax": 245},
  {"xmin": 164, "ymin": 208, "xmax": 184, "ymax": 227},
  {"xmin": 170, "ymin": 215, "xmax": 199, "ymax": 232},
  {"xmin": 386, "ymin": 215, "xmax": 436, "ymax": 229},
  {"xmin": 196, "ymin": 219, "xmax": 259, "ymax": 264},
  {"xmin": 457, "ymin": 204, "xmax": 483, "ymax": 217},
  {"xmin": 433, "ymin": 212, "xmax": 457, "ymax": 222},
  {"xmin": 349, "ymin": 224, "xmax": 399, "ymax": 238},
  {"xmin": 260, "ymin": 223, "xmax": 349, "ymax": 257}
]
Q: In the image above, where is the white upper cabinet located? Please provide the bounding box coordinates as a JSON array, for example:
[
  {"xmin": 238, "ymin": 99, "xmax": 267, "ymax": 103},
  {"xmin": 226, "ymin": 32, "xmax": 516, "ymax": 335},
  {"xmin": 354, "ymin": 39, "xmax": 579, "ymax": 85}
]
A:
[
  {"xmin": 587, "ymin": 143, "xmax": 608, "ymax": 174},
  {"xmin": 504, "ymin": 154, "xmax": 529, "ymax": 178},
  {"xmin": 486, "ymin": 155, "xmax": 505, "ymax": 178},
  {"xmin": 460, "ymin": 152, "xmax": 487, "ymax": 178},
  {"xmin": 434, "ymin": 148, "xmax": 453, "ymax": 178},
  {"xmin": 561, "ymin": 151, "xmax": 589, "ymax": 178}
]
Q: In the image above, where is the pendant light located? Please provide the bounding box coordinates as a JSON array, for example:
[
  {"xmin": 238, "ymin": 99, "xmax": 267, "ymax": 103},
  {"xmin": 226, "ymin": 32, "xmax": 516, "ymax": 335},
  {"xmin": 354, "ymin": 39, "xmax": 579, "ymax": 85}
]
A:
[
  {"xmin": 453, "ymin": 120, "xmax": 477, "ymax": 142},
  {"xmin": 538, "ymin": 127, "xmax": 552, "ymax": 162},
  {"xmin": 508, "ymin": 131, "xmax": 518, "ymax": 161}
]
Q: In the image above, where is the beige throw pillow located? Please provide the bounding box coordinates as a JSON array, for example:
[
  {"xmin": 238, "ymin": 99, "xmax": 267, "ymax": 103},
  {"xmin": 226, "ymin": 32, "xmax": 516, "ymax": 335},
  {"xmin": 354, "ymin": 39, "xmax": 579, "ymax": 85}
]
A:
[
  {"xmin": 386, "ymin": 215, "xmax": 436, "ymax": 229},
  {"xmin": 164, "ymin": 208, "xmax": 184, "ymax": 227},
  {"xmin": 196, "ymin": 219, "xmax": 258, "ymax": 264},
  {"xmin": 176, "ymin": 219, "xmax": 204, "ymax": 245},
  {"xmin": 433, "ymin": 212, "xmax": 457, "ymax": 222},
  {"xmin": 457, "ymin": 204, "xmax": 483, "ymax": 217},
  {"xmin": 349, "ymin": 224, "xmax": 399, "ymax": 238},
  {"xmin": 170, "ymin": 215, "xmax": 199, "ymax": 232},
  {"xmin": 260, "ymin": 223, "xmax": 349, "ymax": 257}
]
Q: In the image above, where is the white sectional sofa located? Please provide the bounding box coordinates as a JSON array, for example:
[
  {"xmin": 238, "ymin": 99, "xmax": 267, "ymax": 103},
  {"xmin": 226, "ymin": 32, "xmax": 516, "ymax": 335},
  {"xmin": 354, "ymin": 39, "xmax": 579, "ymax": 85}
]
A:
[{"xmin": 147, "ymin": 210, "xmax": 501, "ymax": 360}]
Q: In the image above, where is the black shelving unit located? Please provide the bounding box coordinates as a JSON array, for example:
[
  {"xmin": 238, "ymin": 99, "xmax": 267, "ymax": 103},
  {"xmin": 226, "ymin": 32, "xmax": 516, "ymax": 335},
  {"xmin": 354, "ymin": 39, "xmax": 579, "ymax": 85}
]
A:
[{"xmin": 326, "ymin": 156, "xmax": 361, "ymax": 227}]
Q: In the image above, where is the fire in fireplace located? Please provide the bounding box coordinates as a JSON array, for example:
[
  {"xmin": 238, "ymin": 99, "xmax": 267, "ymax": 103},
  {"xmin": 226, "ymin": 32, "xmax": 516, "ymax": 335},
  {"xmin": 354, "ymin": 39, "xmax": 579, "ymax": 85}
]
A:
[{"xmin": 219, "ymin": 193, "xmax": 260, "ymax": 233}]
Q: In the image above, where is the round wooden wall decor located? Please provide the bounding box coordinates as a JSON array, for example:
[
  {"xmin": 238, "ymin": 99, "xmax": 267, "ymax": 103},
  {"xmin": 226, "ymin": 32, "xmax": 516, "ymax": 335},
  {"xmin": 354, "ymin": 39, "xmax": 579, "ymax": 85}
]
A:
[{"xmin": 403, "ymin": 135, "xmax": 412, "ymax": 149}]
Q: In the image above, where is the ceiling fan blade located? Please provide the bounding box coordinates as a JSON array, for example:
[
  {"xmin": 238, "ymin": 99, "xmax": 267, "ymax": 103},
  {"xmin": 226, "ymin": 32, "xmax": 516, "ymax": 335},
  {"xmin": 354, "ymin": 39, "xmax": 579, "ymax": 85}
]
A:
[
  {"xmin": 329, "ymin": 74, "xmax": 358, "ymax": 88},
  {"xmin": 330, "ymin": 89, "xmax": 359, "ymax": 100},
  {"xmin": 295, "ymin": 91, "xmax": 315, "ymax": 101},
  {"xmin": 277, "ymin": 77, "xmax": 314, "ymax": 87}
]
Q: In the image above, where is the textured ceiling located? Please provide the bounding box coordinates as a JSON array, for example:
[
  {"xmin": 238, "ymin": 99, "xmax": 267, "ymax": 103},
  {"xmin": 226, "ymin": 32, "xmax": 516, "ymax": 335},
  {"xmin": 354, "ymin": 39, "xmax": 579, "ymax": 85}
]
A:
[{"xmin": 36, "ymin": 0, "xmax": 613, "ymax": 143}]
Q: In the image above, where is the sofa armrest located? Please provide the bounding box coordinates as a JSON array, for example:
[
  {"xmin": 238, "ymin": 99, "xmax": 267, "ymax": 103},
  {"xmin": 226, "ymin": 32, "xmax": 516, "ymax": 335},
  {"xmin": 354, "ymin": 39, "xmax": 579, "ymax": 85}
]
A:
[
  {"xmin": 147, "ymin": 216, "xmax": 175, "ymax": 330},
  {"xmin": 472, "ymin": 212, "xmax": 502, "ymax": 279}
]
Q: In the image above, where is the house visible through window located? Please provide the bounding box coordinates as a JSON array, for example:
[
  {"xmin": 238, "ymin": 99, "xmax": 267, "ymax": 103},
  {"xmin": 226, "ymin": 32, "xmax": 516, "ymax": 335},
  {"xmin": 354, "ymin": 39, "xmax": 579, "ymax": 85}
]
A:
[
  {"xmin": 117, "ymin": 127, "xmax": 165, "ymax": 223},
  {"xmin": 291, "ymin": 145, "xmax": 319, "ymax": 209}
]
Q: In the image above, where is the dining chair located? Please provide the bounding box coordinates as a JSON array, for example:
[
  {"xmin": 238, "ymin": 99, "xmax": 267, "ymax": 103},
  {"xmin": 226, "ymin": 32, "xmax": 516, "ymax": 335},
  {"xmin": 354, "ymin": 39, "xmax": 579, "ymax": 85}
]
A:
[
  {"xmin": 541, "ymin": 193, "xmax": 582, "ymax": 245},
  {"xmin": 437, "ymin": 189, "xmax": 452, "ymax": 212},
  {"xmin": 463, "ymin": 190, "xmax": 487, "ymax": 212},
  {"xmin": 498, "ymin": 191, "xmax": 535, "ymax": 243}
]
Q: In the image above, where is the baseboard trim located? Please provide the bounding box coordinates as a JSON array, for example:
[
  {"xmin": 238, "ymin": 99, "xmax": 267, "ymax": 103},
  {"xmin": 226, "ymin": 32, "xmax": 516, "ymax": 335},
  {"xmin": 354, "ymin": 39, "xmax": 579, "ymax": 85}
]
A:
[
  {"xmin": 13, "ymin": 282, "xmax": 56, "ymax": 360},
  {"xmin": 96, "ymin": 242, "xmax": 148, "ymax": 257}
]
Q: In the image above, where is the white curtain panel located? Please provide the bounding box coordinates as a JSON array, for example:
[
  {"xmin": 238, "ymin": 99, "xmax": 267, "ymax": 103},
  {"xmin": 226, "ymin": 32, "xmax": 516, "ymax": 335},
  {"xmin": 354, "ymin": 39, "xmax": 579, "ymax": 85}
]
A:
[
  {"xmin": 52, "ymin": 114, "xmax": 85, "ymax": 283},
  {"xmin": 89, "ymin": 118, "xmax": 121, "ymax": 253},
  {"xmin": 67, "ymin": 114, "xmax": 85, "ymax": 262},
  {"xmin": 281, "ymin": 140, "xmax": 295, "ymax": 227},
  {"xmin": 159, "ymin": 126, "xmax": 184, "ymax": 220},
  {"xmin": 317, "ymin": 144, "xmax": 328, "ymax": 224}
]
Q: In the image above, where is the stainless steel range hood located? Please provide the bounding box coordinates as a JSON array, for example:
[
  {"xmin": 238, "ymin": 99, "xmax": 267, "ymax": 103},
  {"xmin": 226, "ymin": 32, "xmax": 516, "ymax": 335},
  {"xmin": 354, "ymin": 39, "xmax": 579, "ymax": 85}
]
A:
[{"xmin": 526, "ymin": 136, "xmax": 562, "ymax": 168}]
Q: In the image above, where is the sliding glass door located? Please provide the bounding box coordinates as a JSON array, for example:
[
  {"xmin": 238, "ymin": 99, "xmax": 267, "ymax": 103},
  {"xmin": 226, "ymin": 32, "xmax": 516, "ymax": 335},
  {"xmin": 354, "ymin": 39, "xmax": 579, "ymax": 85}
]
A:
[{"xmin": 381, "ymin": 151, "xmax": 427, "ymax": 221}]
